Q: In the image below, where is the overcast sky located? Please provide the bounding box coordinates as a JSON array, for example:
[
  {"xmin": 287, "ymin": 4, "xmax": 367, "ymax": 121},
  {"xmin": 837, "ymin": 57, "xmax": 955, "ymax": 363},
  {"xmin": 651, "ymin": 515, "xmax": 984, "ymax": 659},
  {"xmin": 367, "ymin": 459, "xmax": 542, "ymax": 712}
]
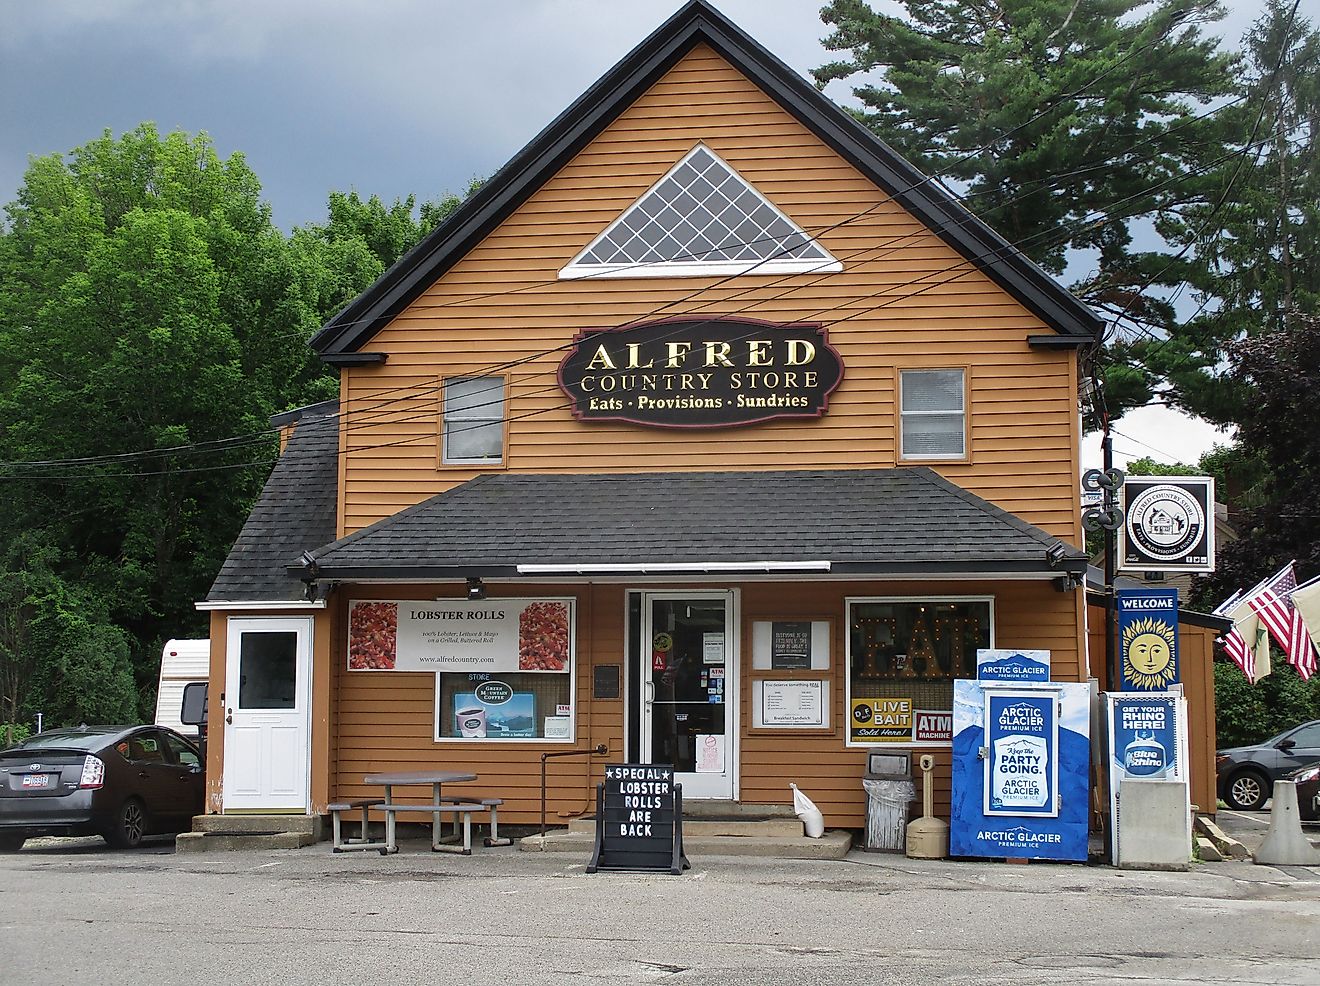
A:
[{"xmin": 2, "ymin": 0, "xmax": 1271, "ymax": 469}]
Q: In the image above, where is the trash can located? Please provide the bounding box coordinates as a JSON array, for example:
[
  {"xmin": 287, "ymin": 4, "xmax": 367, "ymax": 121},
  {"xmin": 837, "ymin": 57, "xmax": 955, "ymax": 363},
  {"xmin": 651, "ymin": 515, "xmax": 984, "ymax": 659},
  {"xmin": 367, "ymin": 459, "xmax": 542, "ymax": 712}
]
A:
[{"xmin": 863, "ymin": 750, "xmax": 916, "ymax": 852}]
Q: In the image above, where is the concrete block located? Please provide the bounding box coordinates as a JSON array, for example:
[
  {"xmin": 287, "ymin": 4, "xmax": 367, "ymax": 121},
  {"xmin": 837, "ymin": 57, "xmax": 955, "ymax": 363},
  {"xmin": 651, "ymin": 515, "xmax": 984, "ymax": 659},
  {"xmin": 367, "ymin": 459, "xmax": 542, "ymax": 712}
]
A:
[
  {"xmin": 1194, "ymin": 815, "xmax": 1249, "ymax": 860},
  {"xmin": 1195, "ymin": 836, "xmax": 1224, "ymax": 862},
  {"xmin": 1254, "ymin": 781, "xmax": 1320, "ymax": 866},
  {"xmin": 1117, "ymin": 778, "xmax": 1191, "ymax": 871},
  {"xmin": 190, "ymin": 813, "xmax": 320, "ymax": 838},
  {"xmin": 175, "ymin": 831, "xmax": 317, "ymax": 853}
]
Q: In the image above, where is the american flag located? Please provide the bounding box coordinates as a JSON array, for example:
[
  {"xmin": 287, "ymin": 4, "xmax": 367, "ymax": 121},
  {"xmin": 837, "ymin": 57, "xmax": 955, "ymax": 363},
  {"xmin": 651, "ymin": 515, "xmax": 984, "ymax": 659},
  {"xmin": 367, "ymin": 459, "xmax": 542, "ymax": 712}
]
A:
[
  {"xmin": 1214, "ymin": 591, "xmax": 1253, "ymax": 680},
  {"xmin": 1247, "ymin": 565, "xmax": 1317, "ymax": 681}
]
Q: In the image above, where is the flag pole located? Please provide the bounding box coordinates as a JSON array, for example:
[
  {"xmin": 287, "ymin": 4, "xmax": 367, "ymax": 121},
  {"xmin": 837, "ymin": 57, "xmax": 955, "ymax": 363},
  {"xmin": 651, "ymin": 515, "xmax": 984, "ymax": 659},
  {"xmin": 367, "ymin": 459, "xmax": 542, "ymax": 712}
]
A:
[
  {"xmin": 1103, "ymin": 428, "xmax": 1116, "ymax": 694},
  {"xmin": 1291, "ymin": 570, "xmax": 1320, "ymax": 594}
]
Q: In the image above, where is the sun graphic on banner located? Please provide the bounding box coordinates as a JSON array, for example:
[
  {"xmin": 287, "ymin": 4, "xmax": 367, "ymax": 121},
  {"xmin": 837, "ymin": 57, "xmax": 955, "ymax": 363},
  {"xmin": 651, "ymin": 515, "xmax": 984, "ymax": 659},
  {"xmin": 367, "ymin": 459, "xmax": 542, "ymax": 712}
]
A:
[{"xmin": 1121, "ymin": 617, "xmax": 1178, "ymax": 689}]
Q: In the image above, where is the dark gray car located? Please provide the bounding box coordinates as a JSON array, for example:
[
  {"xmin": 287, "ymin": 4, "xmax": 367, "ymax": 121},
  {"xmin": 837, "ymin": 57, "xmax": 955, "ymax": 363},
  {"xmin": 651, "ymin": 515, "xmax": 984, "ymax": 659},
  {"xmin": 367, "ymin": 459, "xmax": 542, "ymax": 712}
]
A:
[
  {"xmin": 1217, "ymin": 720, "xmax": 1320, "ymax": 810},
  {"xmin": 0, "ymin": 725, "xmax": 203, "ymax": 851}
]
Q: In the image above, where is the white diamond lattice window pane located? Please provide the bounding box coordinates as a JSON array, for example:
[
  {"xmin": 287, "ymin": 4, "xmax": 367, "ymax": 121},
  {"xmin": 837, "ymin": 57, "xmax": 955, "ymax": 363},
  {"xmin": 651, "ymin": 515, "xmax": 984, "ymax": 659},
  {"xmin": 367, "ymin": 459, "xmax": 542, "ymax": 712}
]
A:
[{"xmin": 564, "ymin": 144, "xmax": 838, "ymax": 277}]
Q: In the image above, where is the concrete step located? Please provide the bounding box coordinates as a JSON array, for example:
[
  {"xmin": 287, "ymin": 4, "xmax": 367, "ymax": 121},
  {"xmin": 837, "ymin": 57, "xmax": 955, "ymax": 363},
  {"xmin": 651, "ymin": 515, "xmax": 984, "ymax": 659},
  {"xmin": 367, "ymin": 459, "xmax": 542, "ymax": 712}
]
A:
[
  {"xmin": 521, "ymin": 828, "xmax": 852, "ymax": 860},
  {"xmin": 176, "ymin": 831, "xmax": 318, "ymax": 853},
  {"xmin": 567, "ymin": 816, "xmax": 803, "ymax": 837},
  {"xmin": 191, "ymin": 814, "xmax": 320, "ymax": 837},
  {"xmin": 682, "ymin": 801, "xmax": 797, "ymax": 820}
]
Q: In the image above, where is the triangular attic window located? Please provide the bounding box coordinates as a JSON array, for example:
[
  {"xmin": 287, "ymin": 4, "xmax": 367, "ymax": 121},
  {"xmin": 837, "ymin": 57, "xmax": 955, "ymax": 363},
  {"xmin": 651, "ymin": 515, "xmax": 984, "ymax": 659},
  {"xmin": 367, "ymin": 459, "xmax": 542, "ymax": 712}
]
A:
[{"xmin": 560, "ymin": 144, "xmax": 841, "ymax": 279}]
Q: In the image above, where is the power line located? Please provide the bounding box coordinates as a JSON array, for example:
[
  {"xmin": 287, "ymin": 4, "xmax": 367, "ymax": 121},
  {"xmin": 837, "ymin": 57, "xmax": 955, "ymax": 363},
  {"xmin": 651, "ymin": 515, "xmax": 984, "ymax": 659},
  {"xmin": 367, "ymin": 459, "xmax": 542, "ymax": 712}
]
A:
[
  {"xmin": 4, "ymin": 115, "xmax": 1287, "ymax": 481},
  {"xmin": 1, "ymin": 21, "xmax": 1266, "ymax": 478}
]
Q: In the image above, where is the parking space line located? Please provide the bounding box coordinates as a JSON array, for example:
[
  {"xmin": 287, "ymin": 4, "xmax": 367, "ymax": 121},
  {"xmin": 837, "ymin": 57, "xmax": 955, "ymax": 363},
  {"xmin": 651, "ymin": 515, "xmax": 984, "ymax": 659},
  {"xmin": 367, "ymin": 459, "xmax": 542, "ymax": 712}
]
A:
[{"xmin": 1220, "ymin": 810, "xmax": 1270, "ymax": 826}]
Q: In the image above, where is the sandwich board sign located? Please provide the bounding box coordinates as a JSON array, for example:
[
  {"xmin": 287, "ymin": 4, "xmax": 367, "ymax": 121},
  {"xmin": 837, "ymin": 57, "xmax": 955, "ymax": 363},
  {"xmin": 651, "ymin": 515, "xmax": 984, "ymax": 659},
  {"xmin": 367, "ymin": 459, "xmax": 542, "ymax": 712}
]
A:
[{"xmin": 587, "ymin": 764, "xmax": 689, "ymax": 875}]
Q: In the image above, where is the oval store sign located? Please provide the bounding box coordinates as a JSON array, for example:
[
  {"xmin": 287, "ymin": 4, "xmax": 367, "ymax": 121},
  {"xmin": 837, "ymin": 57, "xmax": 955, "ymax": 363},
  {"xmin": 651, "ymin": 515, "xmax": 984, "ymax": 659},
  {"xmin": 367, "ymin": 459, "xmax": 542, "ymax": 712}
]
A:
[{"xmin": 556, "ymin": 317, "xmax": 844, "ymax": 428}]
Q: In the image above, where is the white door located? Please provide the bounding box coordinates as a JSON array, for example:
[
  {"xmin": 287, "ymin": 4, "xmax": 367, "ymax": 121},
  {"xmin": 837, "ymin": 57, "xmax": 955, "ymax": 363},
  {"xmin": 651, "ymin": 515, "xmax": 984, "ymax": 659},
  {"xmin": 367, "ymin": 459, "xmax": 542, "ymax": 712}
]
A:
[
  {"xmin": 640, "ymin": 591, "xmax": 737, "ymax": 800},
  {"xmin": 222, "ymin": 618, "xmax": 312, "ymax": 811}
]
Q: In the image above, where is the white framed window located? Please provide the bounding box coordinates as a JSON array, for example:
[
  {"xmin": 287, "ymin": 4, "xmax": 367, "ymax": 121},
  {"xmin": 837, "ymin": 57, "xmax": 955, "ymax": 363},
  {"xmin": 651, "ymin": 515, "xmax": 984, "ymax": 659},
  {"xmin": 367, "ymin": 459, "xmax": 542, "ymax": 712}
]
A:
[
  {"xmin": 845, "ymin": 596, "xmax": 994, "ymax": 748},
  {"xmin": 442, "ymin": 376, "xmax": 504, "ymax": 465},
  {"xmin": 560, "ymin": 144, "xmax": 841, "ymax": 279},
  {"xmin": 432, "ymin": 599, "xmax": 578, "ymax": 745},
  {"xmin": 900, "ymin": 368, "xmax": 966, "ymax": 460}
]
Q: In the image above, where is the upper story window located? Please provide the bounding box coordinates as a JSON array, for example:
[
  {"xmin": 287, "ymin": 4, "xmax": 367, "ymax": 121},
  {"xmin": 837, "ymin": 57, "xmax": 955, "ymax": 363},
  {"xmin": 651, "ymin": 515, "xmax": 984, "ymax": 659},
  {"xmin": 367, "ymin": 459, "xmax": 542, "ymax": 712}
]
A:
[
  {"xmin": 900, "ymin": 369, "xmax": 966, "ymax": 460},
  {"xmin": 560, "ymin": 144, "xmax": 841, "ymax": 280},
  {"xmin": 442, "ymin": 376, "xmax": 504, "ymax": 465}
]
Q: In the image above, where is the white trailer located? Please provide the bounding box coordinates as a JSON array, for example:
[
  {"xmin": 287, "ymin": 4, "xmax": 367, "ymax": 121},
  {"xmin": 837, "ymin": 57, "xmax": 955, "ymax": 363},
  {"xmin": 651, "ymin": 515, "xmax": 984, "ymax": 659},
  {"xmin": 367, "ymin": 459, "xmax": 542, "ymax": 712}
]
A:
[{"xmin": 155, "ymin": 639, "xmax": 209, "ymax": 736}]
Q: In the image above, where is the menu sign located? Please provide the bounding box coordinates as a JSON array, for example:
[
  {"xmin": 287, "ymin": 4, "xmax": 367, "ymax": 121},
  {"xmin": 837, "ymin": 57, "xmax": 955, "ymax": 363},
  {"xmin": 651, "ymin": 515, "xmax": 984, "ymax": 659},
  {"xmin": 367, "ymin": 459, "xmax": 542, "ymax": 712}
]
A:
[
  {"xmin": 587, "ymin": 764, "xmax": 689, "ymax": 874},
  {"xmin": 770, "ymin": 622, "xmax": 811, "ymax": 670},
  {"xmin": 557, "ymin": 318, "xmax": 844, "ymax": 428},
  {"xmin": 761, "ymin": 680, "xmax": 825, "ymax": 726},
  {"xmin": 348, "ymin": 598, "xmax": 573, "ymax": 673}
]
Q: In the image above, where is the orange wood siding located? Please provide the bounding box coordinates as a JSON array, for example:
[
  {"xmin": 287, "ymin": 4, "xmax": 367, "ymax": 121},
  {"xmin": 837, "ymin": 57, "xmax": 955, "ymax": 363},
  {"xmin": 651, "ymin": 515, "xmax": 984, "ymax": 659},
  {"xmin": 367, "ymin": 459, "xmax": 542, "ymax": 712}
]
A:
[
  {"xmin": 326, "ymin": 579, "xmax": 1083, "ymax": 828},
  {"xmin": 336, "ymin": 44, "xmax": 1084, "ymax": 548}
]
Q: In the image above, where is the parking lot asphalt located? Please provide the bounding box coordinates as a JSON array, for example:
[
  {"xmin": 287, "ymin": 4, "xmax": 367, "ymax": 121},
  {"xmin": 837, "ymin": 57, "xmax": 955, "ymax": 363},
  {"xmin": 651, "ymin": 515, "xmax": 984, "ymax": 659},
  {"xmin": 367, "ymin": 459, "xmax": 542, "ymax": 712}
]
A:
[
  {"xmin": 2, "ymin": 835, "xmax": 1319, "ymax": 986},
  {"xmin": 1214, "ymin": 807, "xmax": 1320, "ymax": 856}
]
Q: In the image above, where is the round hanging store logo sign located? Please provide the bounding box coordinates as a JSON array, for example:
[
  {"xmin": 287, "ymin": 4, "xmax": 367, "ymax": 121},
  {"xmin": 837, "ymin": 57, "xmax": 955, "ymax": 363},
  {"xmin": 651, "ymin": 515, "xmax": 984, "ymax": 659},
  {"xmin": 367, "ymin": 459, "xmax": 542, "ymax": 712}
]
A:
[
  {"xmin": 1126, "ymin": 486, "xmax": 1204, "ymax": 561},
  {"xmin": 1119, "ymin": 477, "xmax": 1214, "ymax": 572}
]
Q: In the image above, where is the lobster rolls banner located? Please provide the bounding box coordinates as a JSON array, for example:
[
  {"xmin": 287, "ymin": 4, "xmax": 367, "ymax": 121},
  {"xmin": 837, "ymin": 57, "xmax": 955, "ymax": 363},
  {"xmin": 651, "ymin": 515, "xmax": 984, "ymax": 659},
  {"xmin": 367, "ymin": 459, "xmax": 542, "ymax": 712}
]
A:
[{"xmin": 348, "ymin": 598, "xmax": 574, "ymax": 673}]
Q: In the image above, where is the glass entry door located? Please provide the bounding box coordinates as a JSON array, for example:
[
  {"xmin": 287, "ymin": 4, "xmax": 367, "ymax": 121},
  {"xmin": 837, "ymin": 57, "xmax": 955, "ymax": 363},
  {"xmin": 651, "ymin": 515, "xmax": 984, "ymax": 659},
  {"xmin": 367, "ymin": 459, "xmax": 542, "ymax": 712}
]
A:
[{"xmin": 640, "ymin": 591, "xmax": 736, "ymax": 800}]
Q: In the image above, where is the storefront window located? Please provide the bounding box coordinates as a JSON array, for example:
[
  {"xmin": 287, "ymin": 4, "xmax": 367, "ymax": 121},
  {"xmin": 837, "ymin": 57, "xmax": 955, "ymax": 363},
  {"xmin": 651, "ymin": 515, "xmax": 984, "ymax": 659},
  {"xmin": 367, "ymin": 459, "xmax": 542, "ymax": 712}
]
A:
[
  {"xmin": 846, "ymin": 598, "xmax": 991, "ymax": 746},
  {"xmin": 435, "ymin": 671, "xmax": 573, "ymax": 742}
]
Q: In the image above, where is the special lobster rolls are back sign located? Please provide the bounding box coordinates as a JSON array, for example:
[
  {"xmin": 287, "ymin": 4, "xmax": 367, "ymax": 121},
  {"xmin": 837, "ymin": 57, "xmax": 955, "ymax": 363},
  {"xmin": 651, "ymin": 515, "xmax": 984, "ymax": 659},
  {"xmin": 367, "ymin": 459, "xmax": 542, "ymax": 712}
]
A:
[{"xmin": 348, "ymin": 598, "xmax": 574, "ymax": 673}]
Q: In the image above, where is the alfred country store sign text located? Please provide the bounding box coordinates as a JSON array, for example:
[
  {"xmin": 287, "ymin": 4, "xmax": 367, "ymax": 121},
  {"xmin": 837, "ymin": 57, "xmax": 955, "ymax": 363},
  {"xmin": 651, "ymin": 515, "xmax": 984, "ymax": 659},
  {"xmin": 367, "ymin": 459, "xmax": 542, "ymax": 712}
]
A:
[{"xmin": 557, "ymin": 317, "xmax": 844, "ymax": 428}]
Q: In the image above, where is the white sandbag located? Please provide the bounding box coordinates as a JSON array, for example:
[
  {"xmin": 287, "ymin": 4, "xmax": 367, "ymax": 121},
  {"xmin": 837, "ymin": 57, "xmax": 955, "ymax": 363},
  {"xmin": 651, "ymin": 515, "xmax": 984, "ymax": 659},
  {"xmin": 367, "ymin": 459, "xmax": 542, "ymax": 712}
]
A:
[{"xmin": 790, "ymin": 782, "xmax": 825, "ymax": 838}]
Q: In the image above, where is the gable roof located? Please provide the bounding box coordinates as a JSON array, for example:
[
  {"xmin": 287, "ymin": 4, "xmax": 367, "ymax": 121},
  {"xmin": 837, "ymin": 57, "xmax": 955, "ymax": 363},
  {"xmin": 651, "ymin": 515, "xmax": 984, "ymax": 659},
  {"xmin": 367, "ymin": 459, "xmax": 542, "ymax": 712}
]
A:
[
  {"xmin": 293, "ymin": 467, "xmax": 1087, "ymax": 581},
  {"xmin": 310, "ymin": 0, "xmax": 1101, "ymax": 361},
  {"xmin": 206, "ymin": 404, "xmax": 339, "ymax": 603}
]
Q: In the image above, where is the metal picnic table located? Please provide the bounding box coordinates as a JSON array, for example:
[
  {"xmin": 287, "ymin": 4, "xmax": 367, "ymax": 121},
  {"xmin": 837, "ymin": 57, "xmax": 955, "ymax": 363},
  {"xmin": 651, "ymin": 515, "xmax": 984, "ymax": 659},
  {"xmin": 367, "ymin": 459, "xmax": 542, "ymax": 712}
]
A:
[{"xmin": 363, "ymin": 770, "xmax": 478, "ymax": 853}]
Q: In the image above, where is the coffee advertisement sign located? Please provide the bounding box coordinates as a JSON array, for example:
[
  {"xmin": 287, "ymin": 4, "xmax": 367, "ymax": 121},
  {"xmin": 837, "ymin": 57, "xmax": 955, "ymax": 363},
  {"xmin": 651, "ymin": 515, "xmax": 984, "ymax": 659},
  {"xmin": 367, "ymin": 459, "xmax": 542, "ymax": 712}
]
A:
[{"xmin": 556, "ymin": 317, "xmax": 844, "ymax": 428}]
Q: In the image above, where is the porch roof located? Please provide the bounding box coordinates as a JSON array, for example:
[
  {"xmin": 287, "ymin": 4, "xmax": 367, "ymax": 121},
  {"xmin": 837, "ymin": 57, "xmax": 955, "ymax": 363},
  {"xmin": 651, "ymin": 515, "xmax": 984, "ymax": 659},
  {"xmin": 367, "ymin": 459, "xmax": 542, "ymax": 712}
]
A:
[{"xmin": 291, "ymin": 467, "xmax": 1086, "ymax": 582}]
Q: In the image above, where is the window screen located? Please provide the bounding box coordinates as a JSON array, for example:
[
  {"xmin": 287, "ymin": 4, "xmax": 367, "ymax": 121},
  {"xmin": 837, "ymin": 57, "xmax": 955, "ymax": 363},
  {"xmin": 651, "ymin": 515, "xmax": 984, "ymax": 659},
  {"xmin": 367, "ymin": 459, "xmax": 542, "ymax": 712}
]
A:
[
  {"xmin": 443, "ymin": 377, "xmax": 504, "ymax": 464},
  {"xmin": 901, "ymin": 369, "xmax": 966, "ymax": 459}
]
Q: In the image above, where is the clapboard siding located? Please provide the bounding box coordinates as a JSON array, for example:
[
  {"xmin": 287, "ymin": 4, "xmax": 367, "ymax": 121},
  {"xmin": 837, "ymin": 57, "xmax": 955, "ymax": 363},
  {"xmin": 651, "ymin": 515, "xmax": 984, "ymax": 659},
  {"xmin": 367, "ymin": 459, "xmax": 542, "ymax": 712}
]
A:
[
  {"xmin": 326, "ymin": 579, "xmax": 1082, "ymax": 827},
  {"xmin": 337, "ymin": 45, "xmax": 1083, "ymax": 546}
]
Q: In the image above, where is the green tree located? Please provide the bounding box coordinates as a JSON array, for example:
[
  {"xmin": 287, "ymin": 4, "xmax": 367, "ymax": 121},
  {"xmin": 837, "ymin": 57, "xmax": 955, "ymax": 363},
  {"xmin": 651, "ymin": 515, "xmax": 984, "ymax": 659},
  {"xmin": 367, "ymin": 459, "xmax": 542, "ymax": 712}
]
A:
[
  {"xmin": 0, "ymin": 123, "xmax": 481, "ymax": 724},
  {"xmin": 1215, "ymin": 659, "xmax": 1320, "ymax": 748},
  {"xmin": 1195, "ymin": 313, "xmax": 1320, "ymax": 608},
  {"xmin": 815, "ymin": 0, "xmax": 1235, "ymax": 391},
  {"xmin": 1151, "ymin": 0, "xmax": 1320, "ymax": 428},
  {"xmin": 287, "ymin": 184, "xmax": 480, "ymax": 320},
  {"xmin": 0, "ymin": 126, "xmax": 301, "ymax": 717}
]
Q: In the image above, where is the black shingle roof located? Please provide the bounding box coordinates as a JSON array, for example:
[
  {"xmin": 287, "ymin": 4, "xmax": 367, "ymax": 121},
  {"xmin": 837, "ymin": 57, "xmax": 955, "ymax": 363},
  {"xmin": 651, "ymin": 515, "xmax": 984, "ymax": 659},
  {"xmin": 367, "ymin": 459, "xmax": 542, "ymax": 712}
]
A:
[
  {"xmin": 295, "ymin": 468, "xmax": 1085, "ymax": 580},
  {"xmin": 207, "ymin": 404, "xmax": 339, "ymax": 602}
]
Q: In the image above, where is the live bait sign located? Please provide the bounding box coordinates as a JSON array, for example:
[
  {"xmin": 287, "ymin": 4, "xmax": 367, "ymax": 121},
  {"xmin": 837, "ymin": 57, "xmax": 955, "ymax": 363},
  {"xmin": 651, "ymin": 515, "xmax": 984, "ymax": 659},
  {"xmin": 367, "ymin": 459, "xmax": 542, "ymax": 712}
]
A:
[{"xmin": 557, "ymin": 317, "xmax": 844, "ymax": 428}]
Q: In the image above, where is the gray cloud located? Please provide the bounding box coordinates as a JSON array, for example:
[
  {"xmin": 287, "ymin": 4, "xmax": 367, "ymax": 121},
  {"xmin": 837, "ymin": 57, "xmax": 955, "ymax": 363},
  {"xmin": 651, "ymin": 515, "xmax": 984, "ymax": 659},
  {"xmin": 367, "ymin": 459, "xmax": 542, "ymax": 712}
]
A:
[{"xmin": 1, "ymin": 0, "xmax": 1266, "ymax": 230}]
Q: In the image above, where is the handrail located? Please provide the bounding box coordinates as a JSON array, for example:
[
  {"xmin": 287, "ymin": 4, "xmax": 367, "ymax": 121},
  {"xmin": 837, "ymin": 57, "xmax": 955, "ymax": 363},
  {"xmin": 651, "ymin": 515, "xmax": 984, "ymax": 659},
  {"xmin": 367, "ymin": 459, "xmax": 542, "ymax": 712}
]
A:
[{"xmin": 541, "ymin": 745, "xmax": 608, "ymax": 838}]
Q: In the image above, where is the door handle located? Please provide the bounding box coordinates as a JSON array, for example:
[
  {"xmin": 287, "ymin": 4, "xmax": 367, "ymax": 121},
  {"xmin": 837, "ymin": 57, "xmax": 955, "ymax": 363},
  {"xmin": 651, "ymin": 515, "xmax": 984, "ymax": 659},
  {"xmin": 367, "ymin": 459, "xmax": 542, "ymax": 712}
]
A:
[
  {"xmin": 226, "ymin": 708, "xmax": 233, "ymax": 724},
  {"xmin": 644, "ymin": 682, "xmax": 655, "ymax": 706}
]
